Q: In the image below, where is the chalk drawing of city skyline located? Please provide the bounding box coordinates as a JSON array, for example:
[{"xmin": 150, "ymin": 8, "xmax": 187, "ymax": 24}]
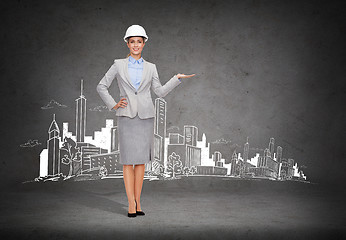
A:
[{"xmin": 32, "ymin": 80, "xmax": 307, "ymax": 183}]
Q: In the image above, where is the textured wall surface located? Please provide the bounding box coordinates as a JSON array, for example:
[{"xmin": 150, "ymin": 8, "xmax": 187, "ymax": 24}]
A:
[{"xmin": 1, "ymin": 0, "xmax": 345, "ymax": 187}]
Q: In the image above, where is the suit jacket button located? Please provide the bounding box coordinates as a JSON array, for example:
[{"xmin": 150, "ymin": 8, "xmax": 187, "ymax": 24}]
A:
[{"xmin": 135, "ymin": 92, "xmax": 137, "ymax": 95}]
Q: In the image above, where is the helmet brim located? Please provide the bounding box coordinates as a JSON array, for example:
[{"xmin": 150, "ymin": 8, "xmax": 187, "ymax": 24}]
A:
[{"xmin": 124, "ymin": 36, "xmax": 148, "ymax": 42}]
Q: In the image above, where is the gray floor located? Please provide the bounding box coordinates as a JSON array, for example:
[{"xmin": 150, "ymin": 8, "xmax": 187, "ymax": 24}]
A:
[{"xmin": 1, "ymin": 177, "xmax": 345, "ymax": 240}]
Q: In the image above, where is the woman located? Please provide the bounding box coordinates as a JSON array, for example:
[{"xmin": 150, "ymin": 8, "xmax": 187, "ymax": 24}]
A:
[{"xmin": 96, "ymin": 24, "xmax": 195, "ymax": 218}]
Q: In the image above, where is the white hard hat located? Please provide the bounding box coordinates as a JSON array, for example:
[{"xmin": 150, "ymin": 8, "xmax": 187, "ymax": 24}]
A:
[{"xmin": 124, "ymin": 25, "xmax": 148, "ymax": 42}]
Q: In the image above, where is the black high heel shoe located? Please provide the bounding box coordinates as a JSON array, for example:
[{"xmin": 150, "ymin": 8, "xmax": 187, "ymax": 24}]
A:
[
  {"xmin": 127, "ymin": 212, "xmax": 136, "ymax": 217},
  {"xmin": 135, "ymin": 200, "xmax": 145, "ymax": 216},
  {"xmin": 127, "ymin": 201, "xmax": 137, "ymax": 218}
]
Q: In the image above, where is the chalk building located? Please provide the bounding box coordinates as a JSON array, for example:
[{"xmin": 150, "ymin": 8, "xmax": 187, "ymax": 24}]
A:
[
  {"xmin": 89, "ymin": 151, "xmax": 120, "ymax": 175},
  {"xmin": 196, "ymin": 165, "xmax": 227, "ymax": 175},
  {"xmin": 76, "ymin": 80, "xmax": 87, "ymax": 143},
  {"xmin": 152, "ymin": 98, "xmax": 167, "ymax": 172},
  {"xmin": 230, "ymin": 150, "xmax": 238, "ymax": 176},
  {"xmin": 196, "ymin": 133, "xmax": 213, "ymax": 166},
  {"xmin": 197, "ymin": 150, "xmax": 227, "ymax": 175},
  {"xmin": 280, "ymin": 158, "xmax": 295, "ymax": 180},
  {"xmin": 243, "ymin": 137, "xmax": 250, "ymax": 175},
  {"xmin": 47, "ymin": 114, "xmax": 60, "ymax": 176},
  {"xmin": 247, "ymin": 138, "xmax": 280, "ymax": 179},
  {"xmin": 39, "ymin": 114, "xmax": 61, "ymax": 177},
  {"xmin": 166, "ymin": 125, "xmax": 202, "ymax": 169}
]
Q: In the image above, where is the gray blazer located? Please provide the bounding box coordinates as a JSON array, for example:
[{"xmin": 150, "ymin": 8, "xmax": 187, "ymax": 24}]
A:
[{"xmin": 96, "ymin": 56, "xmax": 181, "ymax": 119}]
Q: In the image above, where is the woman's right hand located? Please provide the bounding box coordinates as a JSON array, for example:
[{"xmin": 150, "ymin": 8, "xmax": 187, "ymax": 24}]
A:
[{"xmin": 113, "ymin": 97, "xmax": 127, "ymax": 110}]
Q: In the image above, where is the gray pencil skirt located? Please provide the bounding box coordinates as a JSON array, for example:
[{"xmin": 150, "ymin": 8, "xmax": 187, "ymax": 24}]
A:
[{"xmin": 117, "ymin": 115, "xmax": 154, "ymax": 165}]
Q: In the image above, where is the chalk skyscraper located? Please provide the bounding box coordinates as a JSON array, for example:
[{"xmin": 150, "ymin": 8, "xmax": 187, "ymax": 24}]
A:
[
  {"xmin": 76, "ymin": 79, "xmax": 86, "ymax": 142},
  {"xmin": 268, "ymin": 137, "xmax": 275, "ymax": 159},
  {"xmin": 243, "ymin": 137, "xmax": 249, "ymax": 174},
  {"xmin": 47, "ymin": 114, "xmax": 60, "ymax": 175}
]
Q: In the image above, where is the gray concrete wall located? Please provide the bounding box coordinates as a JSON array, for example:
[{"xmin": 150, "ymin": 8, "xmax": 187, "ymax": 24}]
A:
[{"xmin": 1, "ymin": 0, "xmax": 345, "ymax": 187}]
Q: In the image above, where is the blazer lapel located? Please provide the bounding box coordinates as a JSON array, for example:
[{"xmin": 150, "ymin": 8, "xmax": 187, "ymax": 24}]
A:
[
  {"xmin": 124, "ymin": 57, "xmax": 137, "ymax": 90},
  {"xmin": 137, "ymin": 60, "xmax": 148, "ymax": 91}
]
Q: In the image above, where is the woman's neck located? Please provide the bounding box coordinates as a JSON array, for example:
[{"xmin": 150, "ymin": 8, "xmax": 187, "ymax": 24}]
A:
[{"xmin": 130, "ymin": 53, "xmax": 142, "ymax": 60}]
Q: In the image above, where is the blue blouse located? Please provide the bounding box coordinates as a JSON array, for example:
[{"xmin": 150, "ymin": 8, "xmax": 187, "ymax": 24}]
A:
[{"xmin": 128, "ymin": 56, "xmax": 143, "ymax": 91}]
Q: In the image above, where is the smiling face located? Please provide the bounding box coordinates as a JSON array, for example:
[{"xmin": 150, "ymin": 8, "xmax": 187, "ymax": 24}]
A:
[{"xmin": 126, "ymin": 36, "xmax": 145, "ymax": 58}]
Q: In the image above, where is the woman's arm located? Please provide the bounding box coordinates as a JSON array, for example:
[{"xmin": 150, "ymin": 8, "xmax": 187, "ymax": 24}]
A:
[
  {"xmin": 151, "ymin": 64, "xmax": 182, "ymax": 98},
  {"xmin": 96, "ymin": 61, "xmax": 118, "ymax": 111},
  {"xmin": 151, "ymin": 64, "xmax": 196, "ymax": 98}
]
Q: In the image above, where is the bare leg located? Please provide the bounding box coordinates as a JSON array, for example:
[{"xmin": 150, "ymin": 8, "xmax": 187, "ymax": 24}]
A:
[
  {"xmin": 123, "ymin": 165, "xmax": 136, "ymax": 213},
  {"xmin": 134, "ymin": 164, "xmax": 145, "ymax": 211}
]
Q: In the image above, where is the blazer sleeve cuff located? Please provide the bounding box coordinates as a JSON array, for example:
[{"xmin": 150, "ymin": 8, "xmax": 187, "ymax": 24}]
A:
[
  {"xmin": 173, "ymin": 75, "xmax": 182, "ymax": 85},
  {"xmin": 106, "ymin": 100, "xmax": 117, "ymax": 111}
]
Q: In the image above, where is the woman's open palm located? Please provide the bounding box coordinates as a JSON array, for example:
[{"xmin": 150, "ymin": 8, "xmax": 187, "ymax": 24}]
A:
[{"xmin": 177, "ymin": 73, "xmax": 196, "ymax": 79}]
